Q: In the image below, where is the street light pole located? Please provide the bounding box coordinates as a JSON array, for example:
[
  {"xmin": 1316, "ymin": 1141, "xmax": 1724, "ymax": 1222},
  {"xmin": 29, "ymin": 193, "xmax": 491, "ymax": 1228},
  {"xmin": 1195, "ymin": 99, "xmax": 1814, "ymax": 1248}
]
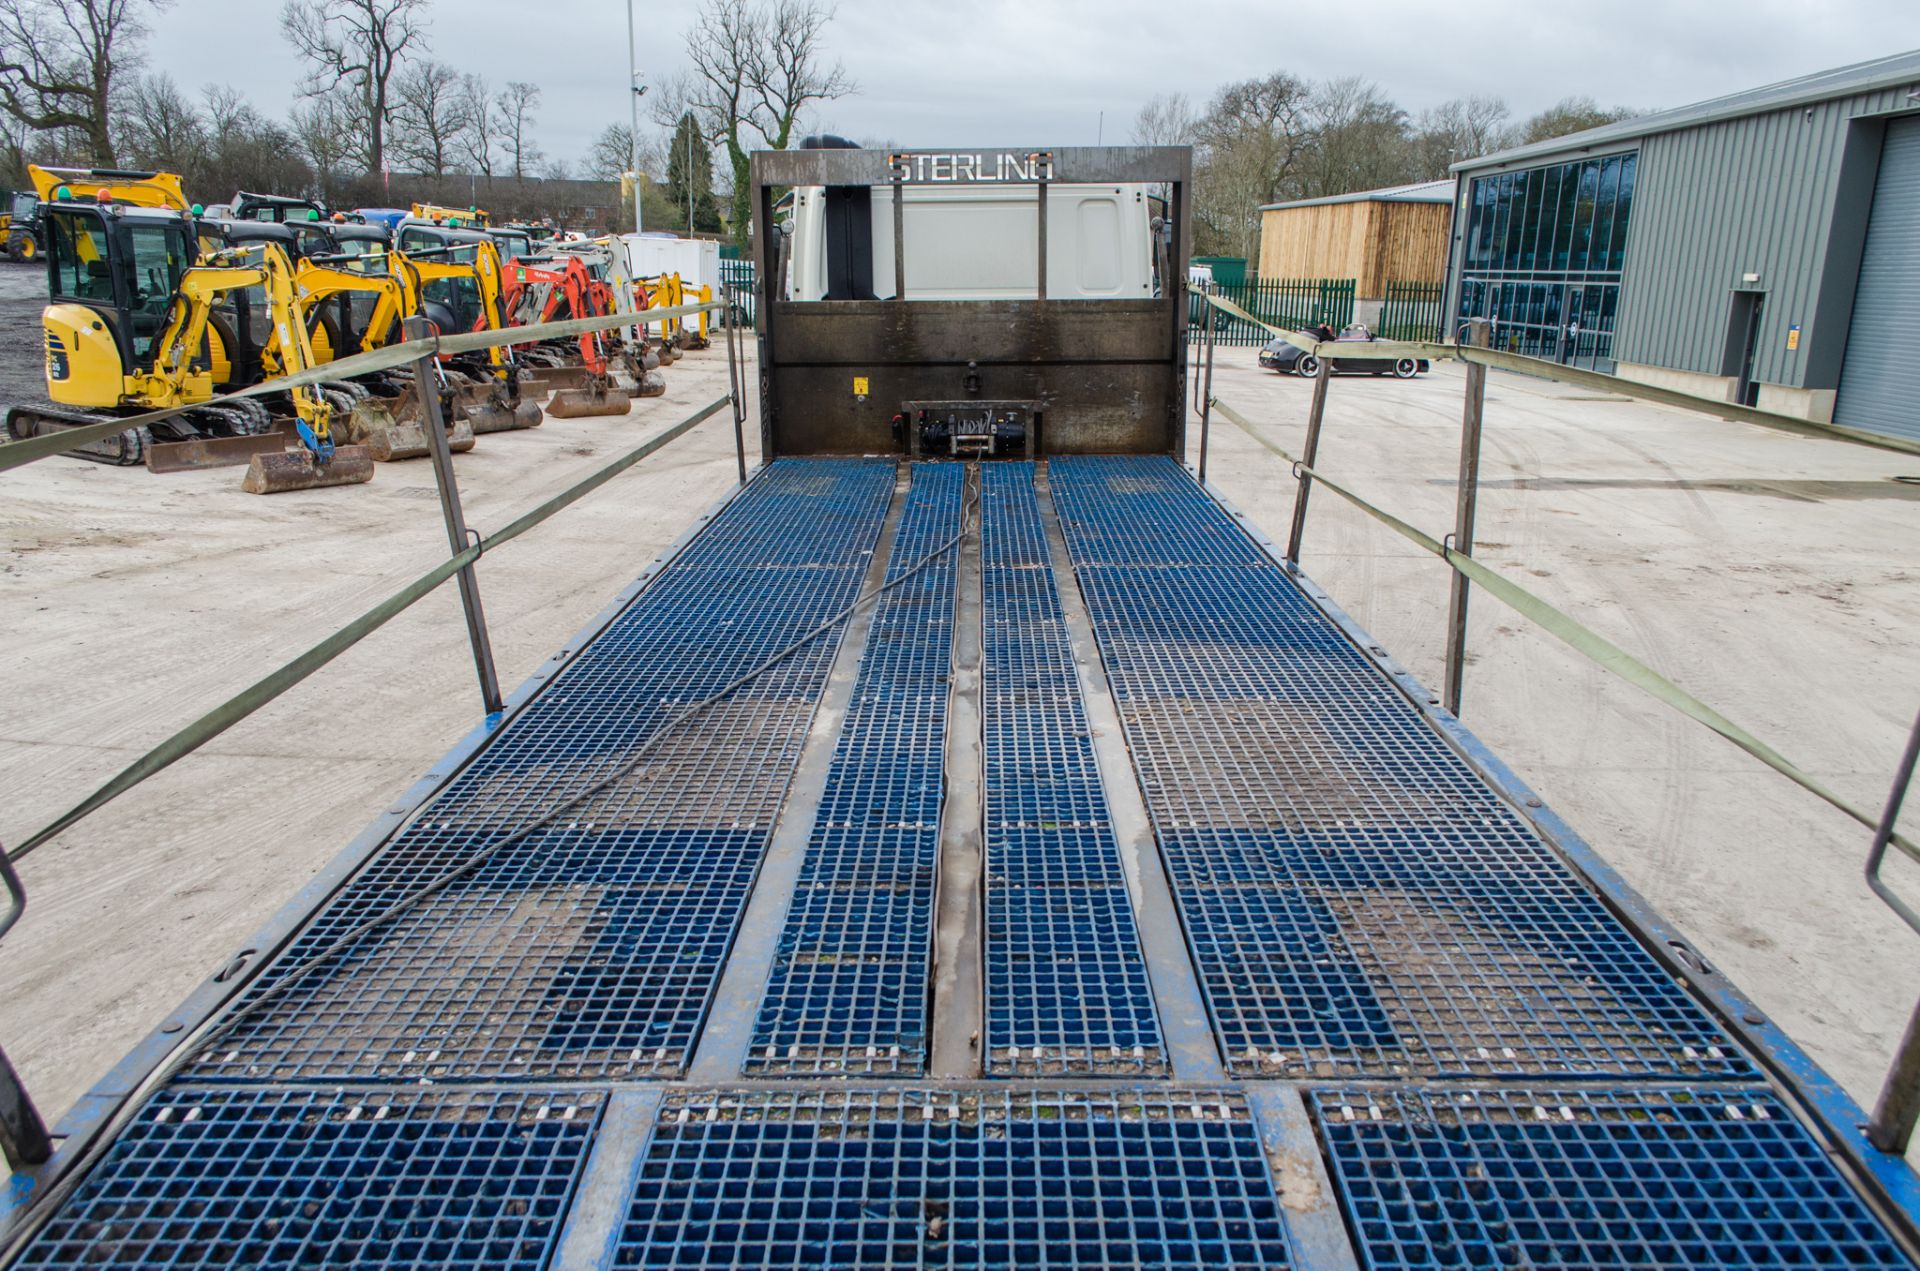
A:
[{"xmin": 627, "ymin": 0, "xmax": 644, "ymax": 235}]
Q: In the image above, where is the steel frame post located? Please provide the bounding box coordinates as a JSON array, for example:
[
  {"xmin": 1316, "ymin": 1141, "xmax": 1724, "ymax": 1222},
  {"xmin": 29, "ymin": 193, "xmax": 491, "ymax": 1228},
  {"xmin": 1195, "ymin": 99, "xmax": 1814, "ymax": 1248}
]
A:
[
  {"xmin": 724, "ymin": 286, "xmax": 747, "ymax": 484},
  {"xmin": 1197, "ymin": 283, "xmax": 1217, "ymax": 482},
  {"xmin": 406, "ymin": 317, "xmax": 504, "ymax": 715},
  {"xmin": 1868, "ymin": 706, "xmax": 1920, "ymax": 1153},
  {"xmin": 1443, "ymin": 318, "xmax": 1491, "ymax": 716},
  {"xmin": 1284, "ymin": 355, "xmax": 1331, "ymax": 564},
  {"xmin": 0, "ymin": 845, "xmax": 47, "ymax": 1168},
  {"xmin": 0, "ymin": 1043, "xmax": 50, "ymax": 1169}
]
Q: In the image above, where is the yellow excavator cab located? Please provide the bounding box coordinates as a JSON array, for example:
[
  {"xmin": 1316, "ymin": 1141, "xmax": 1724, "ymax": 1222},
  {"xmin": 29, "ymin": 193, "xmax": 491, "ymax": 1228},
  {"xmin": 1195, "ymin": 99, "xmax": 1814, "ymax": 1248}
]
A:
[{"xmin": 28, "ymin": 164, "xmax": 191, "ymax": 214}]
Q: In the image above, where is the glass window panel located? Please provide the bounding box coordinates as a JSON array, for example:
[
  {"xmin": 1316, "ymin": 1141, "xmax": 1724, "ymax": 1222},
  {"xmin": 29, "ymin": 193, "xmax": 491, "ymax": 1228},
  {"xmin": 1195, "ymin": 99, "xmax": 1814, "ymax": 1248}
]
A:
[
  {"xmin": 1570, "ymin": 161, "xmax": 1599, "ymax": 272},
  {"xmin": 1593, "ymin": 155, "xmax": 1621, "ymax": 273},
  {"xmin": 1553, "ymin": 162, "xmax": 1580, "ymax": 270},
  {"xmin": 1610, "ymin": 154, "xmax": 1636, "ymax": 271}
]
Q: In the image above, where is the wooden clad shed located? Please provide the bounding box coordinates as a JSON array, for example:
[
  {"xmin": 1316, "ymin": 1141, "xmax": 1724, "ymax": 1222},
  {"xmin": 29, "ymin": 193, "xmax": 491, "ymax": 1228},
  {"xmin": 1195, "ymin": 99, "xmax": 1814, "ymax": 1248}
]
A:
[{"xmin": 1258, "ymin": 180, "xmax": 1454, "ymax": 299}]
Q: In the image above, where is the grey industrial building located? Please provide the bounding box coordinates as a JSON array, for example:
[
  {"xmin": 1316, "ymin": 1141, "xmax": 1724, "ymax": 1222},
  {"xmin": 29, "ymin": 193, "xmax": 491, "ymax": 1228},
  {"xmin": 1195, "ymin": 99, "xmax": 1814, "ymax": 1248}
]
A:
[{"xmin": 1445, "ymin": 50, "xmax": 1920, "ymax": 443}]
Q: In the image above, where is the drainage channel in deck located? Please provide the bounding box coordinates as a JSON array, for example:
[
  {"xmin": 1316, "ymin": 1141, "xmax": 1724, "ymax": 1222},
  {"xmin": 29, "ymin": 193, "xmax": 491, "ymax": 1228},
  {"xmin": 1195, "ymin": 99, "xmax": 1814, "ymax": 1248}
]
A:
[{"xmin": 186, "ymin": 459, "xmax": 897, "ymax": 1083}]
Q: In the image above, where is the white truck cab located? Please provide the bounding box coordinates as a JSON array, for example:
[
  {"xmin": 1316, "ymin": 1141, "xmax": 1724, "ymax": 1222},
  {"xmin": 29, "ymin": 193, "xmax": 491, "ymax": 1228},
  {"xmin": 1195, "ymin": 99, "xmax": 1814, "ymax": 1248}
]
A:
[{"xmin": 785, "ymin": 182, "xmax": 1156, "ymax": 302}]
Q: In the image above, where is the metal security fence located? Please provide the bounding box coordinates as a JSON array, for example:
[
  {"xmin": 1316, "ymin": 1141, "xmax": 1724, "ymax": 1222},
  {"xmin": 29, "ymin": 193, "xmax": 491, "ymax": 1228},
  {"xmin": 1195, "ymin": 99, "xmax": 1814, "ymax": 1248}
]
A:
[
  {"xmin": 1189, "ymin": 278, "xmax": 1355, "ymax": 346},
  {"xmin": 719, "ymin": 259, "xmax": 757, "ymax": 326},
  {"xmin": 1379, "ymin": 280, "xmax": 1445, "ymax": 342}
]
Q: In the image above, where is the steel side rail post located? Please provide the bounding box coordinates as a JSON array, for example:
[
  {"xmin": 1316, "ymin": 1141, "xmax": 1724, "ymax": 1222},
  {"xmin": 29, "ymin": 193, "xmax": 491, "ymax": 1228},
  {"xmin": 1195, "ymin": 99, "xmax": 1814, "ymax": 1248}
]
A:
[
  {"xmin": 406, "ymin": 317, "xmax": 504, "ymax": 715},
  {"xmin": 1198, "ymin": 284, "xmax": 1216, "ymax": 483},
  {"xmin": 726, "ymin": 283, "xmax": 747, "ymax": 484},
  {"xmin": 1868, "ymin": 706, "xmax": 1920, "ymax": 1154},
  {"xmin": 1285, "ymin": 358, "xmax": 1331, "ymax": 564},
  {"xmin": 1444, "ymin": 318, "xmax": 1491, "ymax": 716}
]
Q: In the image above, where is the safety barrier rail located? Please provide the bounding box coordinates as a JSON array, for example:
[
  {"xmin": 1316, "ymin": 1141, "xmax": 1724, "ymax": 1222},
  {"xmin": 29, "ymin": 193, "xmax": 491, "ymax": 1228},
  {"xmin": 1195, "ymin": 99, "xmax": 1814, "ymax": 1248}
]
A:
[
  {"xmin": 1192, "ymin": 286, "xmax": 1920, "ymax": 1157},
  {"xmin": 0, "ymin": 293, "xmax": 738, "ymax": 1170}
]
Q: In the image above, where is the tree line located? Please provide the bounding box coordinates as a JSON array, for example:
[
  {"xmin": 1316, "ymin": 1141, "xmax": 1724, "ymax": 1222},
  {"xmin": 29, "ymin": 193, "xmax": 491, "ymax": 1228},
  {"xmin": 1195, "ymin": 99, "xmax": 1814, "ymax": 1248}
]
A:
[
  {"xmin": 0, "ymin": 0, "xmax": 746, "ymax": 230},
  {"xmin": 0, "ymin": 0, "xmax": 1629, "ymax": 248},
  {"xmin": 1135, "ymin": 79, "xmax": 1638, "ymax": 260}
]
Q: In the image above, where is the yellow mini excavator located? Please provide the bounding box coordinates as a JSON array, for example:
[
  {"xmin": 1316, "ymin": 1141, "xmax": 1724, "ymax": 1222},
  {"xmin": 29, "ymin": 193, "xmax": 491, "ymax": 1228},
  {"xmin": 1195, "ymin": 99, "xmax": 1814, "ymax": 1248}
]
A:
[
  {"xmin": 273, "ymin": 237, "xmax": 541, "ymax": 459},
  {"xmin": 5, "ymin": 177, "xmax": 373, "ymax": 492}
]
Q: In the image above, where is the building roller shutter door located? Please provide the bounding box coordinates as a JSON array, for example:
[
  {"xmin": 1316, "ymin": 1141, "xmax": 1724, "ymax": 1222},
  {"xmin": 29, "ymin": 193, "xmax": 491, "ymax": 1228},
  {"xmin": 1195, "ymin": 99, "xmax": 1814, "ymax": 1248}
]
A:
[{"xmin": 1837, "ymin": 115, "xmax": 1920, "ymax": 442}]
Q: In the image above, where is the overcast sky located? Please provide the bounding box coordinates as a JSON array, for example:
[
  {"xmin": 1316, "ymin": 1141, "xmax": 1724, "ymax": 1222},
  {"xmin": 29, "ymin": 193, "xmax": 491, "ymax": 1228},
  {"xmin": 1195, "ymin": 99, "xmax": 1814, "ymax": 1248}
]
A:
[{"xmin": 142, "ymin": 0, "xmax": 1916, "ymax": 168}]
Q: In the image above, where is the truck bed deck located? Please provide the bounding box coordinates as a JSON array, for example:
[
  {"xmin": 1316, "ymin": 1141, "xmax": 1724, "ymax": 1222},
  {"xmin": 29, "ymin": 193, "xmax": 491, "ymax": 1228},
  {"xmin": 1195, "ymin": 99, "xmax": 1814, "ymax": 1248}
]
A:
[{"xmin": 4, "ymin": 456, "xmax": 1915, "ymax": 1268}]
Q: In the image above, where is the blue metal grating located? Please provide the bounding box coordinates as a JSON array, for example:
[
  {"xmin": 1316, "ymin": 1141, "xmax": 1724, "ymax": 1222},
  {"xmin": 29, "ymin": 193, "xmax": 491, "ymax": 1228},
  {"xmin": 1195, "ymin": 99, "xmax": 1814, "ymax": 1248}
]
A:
[
  {"xmin": 1050, "ymin": 455, "xmax": 1752, "ymax": 1081},
  {"xmin": 9, "ymin": 1088, "xmax": 602, "ymax": 1269},
  {"xmin": 979, "ymin": 463, "xmax": 1164, "ymax": 1076},
  {"xmin": 747, "ymin": 463, "xmax": 963, "ymax": 1075},
  {"xmin": 613, "ymin": 1088, "xmax": 1292, "ymax": 1268},
  {"xmin": 1311, "ymin": 1086, "xmax": 1915, "ymax": 1269},
  {"xmin": 188, "ymin": 459, "xmax": 897, "ymax": 1082}
]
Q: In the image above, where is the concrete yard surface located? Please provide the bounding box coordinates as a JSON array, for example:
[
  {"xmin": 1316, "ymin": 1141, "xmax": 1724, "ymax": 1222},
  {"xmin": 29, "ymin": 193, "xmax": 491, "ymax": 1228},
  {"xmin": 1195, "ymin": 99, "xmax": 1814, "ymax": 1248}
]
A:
[
  {"xmin": 1, "ymin": 334, "xmax": 1917, "ymax": 1170},
  {"xmin": 1193, "ymin": 352, "xmax": 1920, "ymax": 1159}
]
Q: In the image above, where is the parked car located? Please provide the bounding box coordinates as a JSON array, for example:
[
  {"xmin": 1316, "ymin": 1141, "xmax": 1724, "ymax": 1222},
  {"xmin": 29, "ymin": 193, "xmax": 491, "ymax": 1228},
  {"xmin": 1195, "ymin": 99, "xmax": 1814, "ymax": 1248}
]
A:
[{"xmin": 1258, "ymin": 323, "xmax": 1429, "ymax": 378}]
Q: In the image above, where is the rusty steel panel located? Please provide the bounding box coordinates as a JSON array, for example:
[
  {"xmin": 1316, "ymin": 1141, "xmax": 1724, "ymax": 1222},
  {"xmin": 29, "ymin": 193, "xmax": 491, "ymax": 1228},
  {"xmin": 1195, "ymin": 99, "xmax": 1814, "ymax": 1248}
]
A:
[{"xmin": 769, "ymin": 364, "xmax": 1177, "ymax": 455}]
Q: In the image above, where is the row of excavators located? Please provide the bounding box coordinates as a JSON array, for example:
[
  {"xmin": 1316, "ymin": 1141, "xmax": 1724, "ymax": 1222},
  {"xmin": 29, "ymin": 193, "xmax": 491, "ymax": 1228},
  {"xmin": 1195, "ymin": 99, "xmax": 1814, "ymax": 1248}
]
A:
[{"xmin": 3, "ymin": 165, "xmax": 714, "ymax": 494}]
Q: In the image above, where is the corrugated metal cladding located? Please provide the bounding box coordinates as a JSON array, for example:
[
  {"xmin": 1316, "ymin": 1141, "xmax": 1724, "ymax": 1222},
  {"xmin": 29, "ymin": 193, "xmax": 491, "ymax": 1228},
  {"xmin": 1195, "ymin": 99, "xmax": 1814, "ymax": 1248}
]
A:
[
  {"xmin": 1836, "ymin": 116, "xmax": 1920, "ymax": 441},
  {"xmin": 1612, "ymin": 84, "xmax": 1914, "ymax": 387}
]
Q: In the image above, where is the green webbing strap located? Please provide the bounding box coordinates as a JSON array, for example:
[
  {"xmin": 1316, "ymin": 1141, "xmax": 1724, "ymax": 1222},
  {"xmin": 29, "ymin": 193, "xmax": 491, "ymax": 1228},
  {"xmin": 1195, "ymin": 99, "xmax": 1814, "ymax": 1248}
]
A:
[
  {"xmin": 7, "ymin": 396, "xmax": 730, "ymax": 862},
  {"xmin": 1211, "ymin": 394, "xmax": 1920, "ymax": 866},
  {"xmin": 1457, "ymin": 344, "xmax": 1920, "ymax": 456},
  {"xmin": 0, "ymin": 299, "xmax": 722, "ymax": 475},
  {"xmin": 1191, "ymin": 286, "xmax": 1443, "ymax": 361}
]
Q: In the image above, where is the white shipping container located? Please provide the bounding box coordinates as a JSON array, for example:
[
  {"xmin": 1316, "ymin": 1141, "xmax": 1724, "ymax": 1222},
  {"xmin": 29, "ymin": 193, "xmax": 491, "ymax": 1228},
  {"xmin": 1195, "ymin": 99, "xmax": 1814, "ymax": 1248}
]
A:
[{"xmin": 619, "ymin": 234, "xmax": 722, "ymax": 335}]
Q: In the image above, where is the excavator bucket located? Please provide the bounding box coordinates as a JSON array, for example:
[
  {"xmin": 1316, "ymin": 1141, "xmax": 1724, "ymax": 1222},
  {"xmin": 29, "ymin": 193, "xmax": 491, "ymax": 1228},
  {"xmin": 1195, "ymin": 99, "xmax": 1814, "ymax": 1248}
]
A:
[
  {"xmin": 520, "ymin": 364, "xmax": 609, "ymax": 395},
  {"xmin": 546, "ymin": 378, "xmax": 632, "ymax": 418},
  {"xmin": 241, "ymin": 443, "xmax": 375, "ymax": 494},
  {"xmin": 346, "ymin": 396, "xmax": 476, "ymax": 462},
  {"xmin": 630, "ymin": 369, "xmax": 667, "ymax": 398},
  {"xmin": 464, "ymin": 391, "xmax": 544, "ymax": 434},
  {"xmin": 145, "ymin": 426, "xmax": 296, "ymax": 473}
]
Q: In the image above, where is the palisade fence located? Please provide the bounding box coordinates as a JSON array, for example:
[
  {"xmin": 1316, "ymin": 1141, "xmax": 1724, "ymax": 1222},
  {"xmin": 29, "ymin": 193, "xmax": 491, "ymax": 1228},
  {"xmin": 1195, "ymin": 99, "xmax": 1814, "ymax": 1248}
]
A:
[
  {"xmin": 718, "ymin": 259, "xmax": 757, "ymax": 325},
  {"xmin": 1188, "ymin": 277, "xmax": 1355, "ymax": 346},
  {"xmin": 1379, "ymin": 280, "xmax": 1446, "ymax": 342}
]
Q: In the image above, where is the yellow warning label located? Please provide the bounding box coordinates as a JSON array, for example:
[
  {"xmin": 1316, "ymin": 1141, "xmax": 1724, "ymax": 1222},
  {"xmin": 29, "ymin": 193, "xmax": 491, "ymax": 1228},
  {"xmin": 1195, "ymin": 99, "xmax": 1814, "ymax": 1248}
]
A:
[{"xmin": 852, "ymin": 376, "xmax": 870, "ymax": 396}]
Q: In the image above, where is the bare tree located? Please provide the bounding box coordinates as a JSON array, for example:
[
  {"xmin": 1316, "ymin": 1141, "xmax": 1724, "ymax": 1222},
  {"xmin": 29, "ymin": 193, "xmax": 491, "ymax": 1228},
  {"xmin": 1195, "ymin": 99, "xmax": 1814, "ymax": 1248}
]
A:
[
  {"xmin": 392, "ymin": 59, "xmax": 466, "ymax": 177},
  {"xmin": 1300, "ymin": 77, "xmax": 1414, "ymax": 200},
  {"xmin": 280, "ymin": 0, "xmax": 427, "ymax": 175},
  {"xmin": 685, "ymin": 0, "xmax": 852, "ymax": 242},
  {"xmin": 1518, "ymin": 96, "xmax": 1640, "ymax": 145},
  {"xmin": 496, "ymin": 80, "xmax": 540, "ymax": 181},
  {"xmin": 454, "ymin": 72, "xmax": 494, "ymax": 180},
  {"xmin": 1190, "ymin": 72, "xmax": 1315, "ymax": 259},
  {"xmin": 1409, "ymin": 95, "xmax": 1511, "ymax": 178},
  {"xmin": 0, "ymin": 0, "xmax": 164, "ymax": 163},
  {"xmin": 117, "ymin": 70, "xmax": 202, "ymax": 174},
  {"xmin": 291, "ymin": 89, "xmax": 361, "ymax": 203},
  {"xmin": 586, "ymin": 121, "xmax": 640, "ymax": 180},
  {"xmin": 1131, "ymin": 92, "xmax": 1194, "ymax": 147}
]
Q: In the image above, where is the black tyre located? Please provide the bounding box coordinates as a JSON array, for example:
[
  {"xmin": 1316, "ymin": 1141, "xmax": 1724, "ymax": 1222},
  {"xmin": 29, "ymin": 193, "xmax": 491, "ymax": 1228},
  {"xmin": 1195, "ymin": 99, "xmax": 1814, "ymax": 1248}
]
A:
[
  {"xmin": 1296, "ymin": 355, "xmax": 1321, "ymax": 378},
  {"xmin": 1393, "ymin": 358, "xmax": 1419, "ymax": 379}
]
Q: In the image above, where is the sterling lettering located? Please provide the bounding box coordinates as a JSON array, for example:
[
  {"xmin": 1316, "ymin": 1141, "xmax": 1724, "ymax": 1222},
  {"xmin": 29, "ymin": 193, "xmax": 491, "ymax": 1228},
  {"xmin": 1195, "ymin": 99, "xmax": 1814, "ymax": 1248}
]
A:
[{"xmin": 887, "ymin": 152, "xmax": 1054, "ymax": 183}]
